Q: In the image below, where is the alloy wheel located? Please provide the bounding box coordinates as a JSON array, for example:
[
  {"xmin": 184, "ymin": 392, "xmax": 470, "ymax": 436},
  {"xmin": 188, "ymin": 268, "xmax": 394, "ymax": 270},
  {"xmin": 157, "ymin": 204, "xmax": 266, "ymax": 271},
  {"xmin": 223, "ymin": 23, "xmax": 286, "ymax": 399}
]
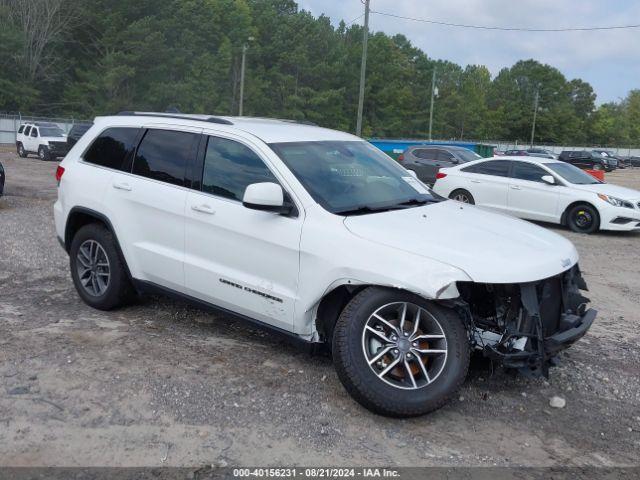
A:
[
  {"xmin": 76, "ymin": 240, "xmax": 111, "ymax": 296},
  {"xmin": 453, "ymin": 193, "xmax": 470, "ymax": 203},
  {"xmin": 362, "ymin": 302, "xmax": 448, "ymax": 390}
]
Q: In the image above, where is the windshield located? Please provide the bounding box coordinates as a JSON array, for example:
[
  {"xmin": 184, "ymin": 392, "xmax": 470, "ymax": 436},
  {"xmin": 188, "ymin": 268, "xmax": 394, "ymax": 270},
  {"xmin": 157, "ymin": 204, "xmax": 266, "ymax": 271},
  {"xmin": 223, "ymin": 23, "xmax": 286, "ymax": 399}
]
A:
[
  {"xmin": 39, "ymin": 127, "xmax": 65, "ymax": 137},
  {"xmin": 546, "ymin": 162, "xmax": 601, "ymax": 184},
  {"xmin": 270, "ymin": 141, "xmax": 438, "ymax": 214},
  {"xmin": 457, "ymin": 149, "xmax": 482, "ymax": 162}
]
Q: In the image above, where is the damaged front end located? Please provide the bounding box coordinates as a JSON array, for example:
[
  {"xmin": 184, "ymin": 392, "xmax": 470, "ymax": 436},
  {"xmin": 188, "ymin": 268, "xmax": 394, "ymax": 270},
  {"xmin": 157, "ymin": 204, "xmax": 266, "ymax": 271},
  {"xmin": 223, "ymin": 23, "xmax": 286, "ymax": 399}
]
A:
[{"xmin": 455, "ymin": 265, "xmax": 596, "ymax": 376}]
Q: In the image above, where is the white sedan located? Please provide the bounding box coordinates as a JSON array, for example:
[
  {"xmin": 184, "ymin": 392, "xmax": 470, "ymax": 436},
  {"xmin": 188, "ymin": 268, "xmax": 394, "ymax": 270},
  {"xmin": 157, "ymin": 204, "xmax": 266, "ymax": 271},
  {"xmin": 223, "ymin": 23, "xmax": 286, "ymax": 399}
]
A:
[{"xmin": 432, "ymin": 156, "xmax": 640, "ymax": 233}]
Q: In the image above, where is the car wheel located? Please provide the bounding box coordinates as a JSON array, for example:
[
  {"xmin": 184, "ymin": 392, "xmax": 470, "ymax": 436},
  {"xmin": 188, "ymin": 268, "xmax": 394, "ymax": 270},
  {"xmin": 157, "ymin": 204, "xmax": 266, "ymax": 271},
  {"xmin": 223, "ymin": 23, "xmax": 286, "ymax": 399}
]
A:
[
  {"xmin": 449, "ymin": 189, "xmax": 475, "ymax": 205},
  {"xmin": 332, "ymin": 287, "xmax": 470, "ymax": 417},
  {"xmin": 17, "ymin": 143, "xmax": 27, "ymax": 158},
  {"xmin": 592, "ymin": 163, "xmax": 603, "ymax": 171},
  {"xmin": 567, "ymin": 204, "xmax": 600, "ymax": 234},
  {"xmin": 69, "ymin": 223, "xmax": 135, "ymax": 310},
  {"xmin": 38, "ymin": 146, "xmax": 50, "ymax": 161}
]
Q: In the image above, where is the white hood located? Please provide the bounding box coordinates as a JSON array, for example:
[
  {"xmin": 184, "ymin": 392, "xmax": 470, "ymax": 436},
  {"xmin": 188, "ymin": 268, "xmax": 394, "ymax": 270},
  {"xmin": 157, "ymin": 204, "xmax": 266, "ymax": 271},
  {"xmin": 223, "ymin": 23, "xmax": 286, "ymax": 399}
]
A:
[
  {"xmin": 572, "ymin": 182, "xmax": 640, "ymax": 200},
  {"xmin": 344, "ymin": 200, "xmax": 579, "ymax": 284},
  {"xmin": 42, "ymin": 135, "xmax": 67, "ymax": 142}
]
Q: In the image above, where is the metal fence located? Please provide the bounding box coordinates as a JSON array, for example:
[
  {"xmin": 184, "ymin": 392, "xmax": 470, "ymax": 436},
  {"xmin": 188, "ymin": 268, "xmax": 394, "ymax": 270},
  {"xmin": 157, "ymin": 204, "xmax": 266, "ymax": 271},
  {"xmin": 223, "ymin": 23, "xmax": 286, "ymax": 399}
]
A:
[{"xmin": 0, "ymin": 113, "xmax": 90, "ymax": 145}]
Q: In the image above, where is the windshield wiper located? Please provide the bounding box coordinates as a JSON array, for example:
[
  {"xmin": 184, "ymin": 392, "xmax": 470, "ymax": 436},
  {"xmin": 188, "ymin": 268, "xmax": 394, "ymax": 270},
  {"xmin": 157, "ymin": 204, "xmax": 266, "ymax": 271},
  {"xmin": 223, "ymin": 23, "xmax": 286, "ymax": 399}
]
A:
[
  {"xmin": 335, "ymin": 204, "xmax": 413, "ymax": 216},
  {"xmin": 394, "ymin": 198, "xmax": 433, "ymax": 207},
  {"xmin": 336, "ymin": 198, "xmax": 435, "ymax": 216}
]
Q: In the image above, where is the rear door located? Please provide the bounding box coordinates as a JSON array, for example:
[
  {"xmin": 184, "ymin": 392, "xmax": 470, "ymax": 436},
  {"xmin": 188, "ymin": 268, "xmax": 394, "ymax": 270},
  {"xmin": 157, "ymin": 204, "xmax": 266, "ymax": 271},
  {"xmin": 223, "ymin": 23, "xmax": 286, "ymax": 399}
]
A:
[
  {"xmin": 21, "ymin": 126, "xmax": 32, "ymax": 150},
  {"xmin": 506, "ymin": 161, "xmax": 560, "ymax": 222},
  {"xmin": 458, "ymin": 160, "xmax": 511, "ymax": 212},
  {"xmin": 107, "ymin": 126, "xmax": 201, "ymax": 291},
  {"xmin": 184, "ymin": 132, "xmax": 303, "ymax": 331}
]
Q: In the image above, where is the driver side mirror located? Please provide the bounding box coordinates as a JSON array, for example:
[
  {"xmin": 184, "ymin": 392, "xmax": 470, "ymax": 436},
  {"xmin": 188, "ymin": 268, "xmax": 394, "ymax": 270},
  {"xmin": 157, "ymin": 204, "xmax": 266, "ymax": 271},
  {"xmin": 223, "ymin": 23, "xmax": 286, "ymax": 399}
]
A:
[
  {"xmin": 541, "ymin": 175, "xmax": 556, "ymax": 185},
  {"xmin": 243, "ymin": 182, "xmax": 293, "ymax": 215},
  {"xmin": 407, "ymin": 169, "xmax": 418, "ymax": 179}
]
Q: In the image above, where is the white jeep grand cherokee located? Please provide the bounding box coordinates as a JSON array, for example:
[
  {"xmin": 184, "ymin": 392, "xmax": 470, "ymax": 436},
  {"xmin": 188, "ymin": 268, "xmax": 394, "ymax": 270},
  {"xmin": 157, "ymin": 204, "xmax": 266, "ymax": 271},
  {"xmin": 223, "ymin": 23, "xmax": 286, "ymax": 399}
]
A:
[{"xmin": 54, "ymin": 112, "xmax": 595, "ymax": 417}]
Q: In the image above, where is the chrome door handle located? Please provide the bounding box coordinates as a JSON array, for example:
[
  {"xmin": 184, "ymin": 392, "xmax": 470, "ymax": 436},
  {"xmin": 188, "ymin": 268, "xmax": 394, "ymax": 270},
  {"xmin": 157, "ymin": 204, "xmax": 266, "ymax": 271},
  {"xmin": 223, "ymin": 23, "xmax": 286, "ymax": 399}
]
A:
[
  {"xmin": 510, "ymin": 185, "xmax": 522, "ymax": 190},
  {"xmin": 191, "ymin": 204, "xmax": 215, "ymax": 215},
  {"xmin": 113, "ymin": 182, "xmax": 132, "ymax": 191},
  {"xmin": 470, "ymin": 179, "xmax": 481, "ymax": 183}
]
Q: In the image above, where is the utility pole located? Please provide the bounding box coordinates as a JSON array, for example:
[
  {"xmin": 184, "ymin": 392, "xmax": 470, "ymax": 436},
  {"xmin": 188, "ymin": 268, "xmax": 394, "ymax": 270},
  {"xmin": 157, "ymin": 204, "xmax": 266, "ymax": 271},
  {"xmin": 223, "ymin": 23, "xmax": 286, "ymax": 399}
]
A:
[
  {"xmin": 428, "ymin": 68, "xmax": 437, "ymax": 141},
  {"xmin": 239, "ymin": 44, "xmax": 248, "ymax": 116},
  {"xmin": 355, "ymin": 0, "xmax": 370, "ymax": 137},
  {"xmin": 530, "ymin": 84, "xmax": 540, "ymax": 147},
  {"xmin": 239, "ymin": 37, "xmax": 254, "ymax": 116}
]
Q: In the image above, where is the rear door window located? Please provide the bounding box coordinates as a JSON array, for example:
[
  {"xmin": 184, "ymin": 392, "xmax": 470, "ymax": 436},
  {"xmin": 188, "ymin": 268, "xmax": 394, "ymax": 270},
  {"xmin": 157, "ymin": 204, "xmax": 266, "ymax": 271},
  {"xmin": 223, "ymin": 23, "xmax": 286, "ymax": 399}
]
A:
[
  {"xmin": 511, "ymin": 162, "xmax": 548, "ymax": 183},
  {"xmin": 462, "ymin": 160, "xmax": 511, "ymax": 177},
  {"xmin": 84, "ymin": 127, "xmax": 140, "ymax": 171},
  {"xmin": 132, "ymin": 129, "xmax": 198, "ymax": 187},
  {"xmin": 31, "ymin": 128, "xmax": 38, "ymax": 138},
  {"xmin": 24, "ymin": 126, "xmax": 31, "ymax": 136}
]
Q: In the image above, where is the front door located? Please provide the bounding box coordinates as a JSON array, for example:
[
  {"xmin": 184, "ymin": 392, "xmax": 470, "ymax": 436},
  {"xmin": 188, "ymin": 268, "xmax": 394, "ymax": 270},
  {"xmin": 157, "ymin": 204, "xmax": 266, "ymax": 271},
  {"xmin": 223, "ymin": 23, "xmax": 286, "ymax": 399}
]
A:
[
  {"xmin": 184, "ymin": 133, "xmax": 302, "ymax": 331},
  {"xmin": 506, "ymin": 161, "xmax": 560, "ymax": 222}
]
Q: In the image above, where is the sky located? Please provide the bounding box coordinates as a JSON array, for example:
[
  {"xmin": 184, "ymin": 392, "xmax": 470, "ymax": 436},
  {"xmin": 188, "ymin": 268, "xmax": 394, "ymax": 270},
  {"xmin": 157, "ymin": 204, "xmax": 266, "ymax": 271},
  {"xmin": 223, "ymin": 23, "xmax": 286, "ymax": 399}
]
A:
[{"xmin": 297, "ymin": 0, "xmax": 640, "ymax": 104}]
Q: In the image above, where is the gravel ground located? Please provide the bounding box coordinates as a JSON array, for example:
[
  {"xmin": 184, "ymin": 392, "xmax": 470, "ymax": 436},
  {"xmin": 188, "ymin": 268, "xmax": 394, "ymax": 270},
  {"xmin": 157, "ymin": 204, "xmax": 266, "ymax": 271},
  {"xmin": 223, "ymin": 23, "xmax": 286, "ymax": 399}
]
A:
[{"xmin": 1, "ymin": 149, "xmax": 639, "ymax": 468}]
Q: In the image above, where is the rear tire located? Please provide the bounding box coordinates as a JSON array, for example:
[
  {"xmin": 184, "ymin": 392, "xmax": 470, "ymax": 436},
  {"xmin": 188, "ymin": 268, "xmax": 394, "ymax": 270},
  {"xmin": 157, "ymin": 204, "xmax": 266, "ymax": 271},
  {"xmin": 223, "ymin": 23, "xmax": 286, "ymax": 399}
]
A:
[
  {"xmin": 17, "ymin": 143, "xmax": 27, "ymax": 158},
  {"xmin": 449, "ymin": 189, "xmax": 475, "ymax": 205},
  {"xmin": 566, "ymin": 204, "xmax": 600, "ymax": 234},
  {"xmin": 69, "ymin": 223, "xmax": 135, "ymax": 310},
  {"xmin": 332, "ymin": 287, "xmax": 469, "ymax": 417}
]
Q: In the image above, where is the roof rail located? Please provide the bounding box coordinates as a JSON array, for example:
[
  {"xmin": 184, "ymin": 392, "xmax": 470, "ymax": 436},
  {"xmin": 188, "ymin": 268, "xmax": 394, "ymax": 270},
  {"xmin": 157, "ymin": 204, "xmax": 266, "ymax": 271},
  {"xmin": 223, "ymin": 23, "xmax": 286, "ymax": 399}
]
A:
[
  {"xmin": 116, "ymin": 111, "xmax": 233, "ymax": 125},
  {"xmin": 277, "ymin": 118, "xmax": 318, "ymax": 127}
]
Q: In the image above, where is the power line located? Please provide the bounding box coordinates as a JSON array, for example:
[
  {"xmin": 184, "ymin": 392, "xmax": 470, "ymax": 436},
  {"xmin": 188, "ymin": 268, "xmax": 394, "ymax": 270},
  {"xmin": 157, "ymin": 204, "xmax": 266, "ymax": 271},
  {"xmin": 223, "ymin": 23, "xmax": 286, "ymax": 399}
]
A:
[
  {"xmin": 345, "ymin": 13, "xmax": 364, "ymax": 26},
  {"xmin": 370, "ymin": 9, "xmax": 640, "ymax": 32}
]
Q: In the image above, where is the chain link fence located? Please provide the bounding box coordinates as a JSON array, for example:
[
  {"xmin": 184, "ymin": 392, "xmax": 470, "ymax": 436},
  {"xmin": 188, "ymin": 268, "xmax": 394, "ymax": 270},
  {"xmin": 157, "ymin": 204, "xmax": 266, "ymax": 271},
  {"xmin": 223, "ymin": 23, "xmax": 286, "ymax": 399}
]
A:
[{"xmin": 2, "ymin": 112, "xmax": 639, "ymax": 157}]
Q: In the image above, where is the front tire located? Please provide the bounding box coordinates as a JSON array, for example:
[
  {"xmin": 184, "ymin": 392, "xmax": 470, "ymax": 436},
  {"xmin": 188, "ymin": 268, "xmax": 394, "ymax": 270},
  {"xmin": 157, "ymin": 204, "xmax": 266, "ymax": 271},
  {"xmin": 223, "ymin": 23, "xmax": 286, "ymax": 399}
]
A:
[
  {"xmin": 449, "ymin": 189, "xmax": 475, "ymax": 205},
  {"xmin": 332, "ymin": 287, "xmax": 470, "ymax": 417},
  {"xmin": 566, "ymin": 204, "xmax": 600, "ymax": 234},
  {"xmin": 69, "ymin": 223, "xmax": 135, "ymax": 310},
  {"xmin": 38, "ymin": 146, "xmax": 50, "ymax": 161}
]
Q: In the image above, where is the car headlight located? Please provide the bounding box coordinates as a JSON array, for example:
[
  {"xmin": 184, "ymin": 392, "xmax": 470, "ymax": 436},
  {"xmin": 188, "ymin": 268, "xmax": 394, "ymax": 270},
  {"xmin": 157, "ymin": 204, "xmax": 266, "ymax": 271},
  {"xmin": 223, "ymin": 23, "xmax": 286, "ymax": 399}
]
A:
[{"xmin": 597, "ymin": 193, "xmax": 634, "ymax": 209}]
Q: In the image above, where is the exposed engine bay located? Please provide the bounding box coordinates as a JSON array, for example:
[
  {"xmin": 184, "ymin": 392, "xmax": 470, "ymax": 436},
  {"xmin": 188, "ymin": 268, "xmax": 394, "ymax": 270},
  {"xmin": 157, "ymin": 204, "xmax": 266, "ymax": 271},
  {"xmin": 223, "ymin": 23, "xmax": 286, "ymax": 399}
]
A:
[{"xmin": 455, "ymin": 265, "xmax": 595, "ymax": 376}]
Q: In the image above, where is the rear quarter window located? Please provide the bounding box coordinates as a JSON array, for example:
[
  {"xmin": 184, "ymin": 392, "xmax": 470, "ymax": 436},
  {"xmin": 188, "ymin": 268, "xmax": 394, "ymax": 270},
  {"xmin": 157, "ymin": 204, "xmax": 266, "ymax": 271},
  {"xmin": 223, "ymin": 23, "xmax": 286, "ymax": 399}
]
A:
[
  {"xmin": 83, "ymin": 127, "xmax": 140, "ymax": 171},
  {"xmin": 18, "ymin": 125, "xmax": 25, "ymax": 134},
  {"xmin": 462, "ymin": 160, "xmax": 511, "ymax": 177},
  {"xmin": 132, "ymin": 129, "xmax": 198, "ymax": 187}
]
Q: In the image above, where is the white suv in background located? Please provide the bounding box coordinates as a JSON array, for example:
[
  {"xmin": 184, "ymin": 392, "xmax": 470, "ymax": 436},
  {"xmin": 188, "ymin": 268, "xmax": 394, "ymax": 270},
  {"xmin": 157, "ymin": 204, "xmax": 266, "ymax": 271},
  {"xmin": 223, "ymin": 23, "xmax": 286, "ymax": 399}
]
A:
[
  {"xmin": 16, "ymin": 122, "xmax": 69, "ymax": 160},
  {"xmin": 54, "ymin": 112, "xmax": 595, "ymax": 417}
]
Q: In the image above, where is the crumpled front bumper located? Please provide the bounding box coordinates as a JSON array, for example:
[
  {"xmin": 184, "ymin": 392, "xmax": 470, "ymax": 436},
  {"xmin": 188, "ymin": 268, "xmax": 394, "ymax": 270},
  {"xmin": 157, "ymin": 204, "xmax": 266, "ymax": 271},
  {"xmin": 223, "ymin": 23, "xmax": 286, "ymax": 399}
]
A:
[
  {"xmin": 482, "ymin": 306, "xmax": 595, "ymax": 374},
  {"xmin": 467, "ymin": 265, "xmax": 596, "ymax": 376}
]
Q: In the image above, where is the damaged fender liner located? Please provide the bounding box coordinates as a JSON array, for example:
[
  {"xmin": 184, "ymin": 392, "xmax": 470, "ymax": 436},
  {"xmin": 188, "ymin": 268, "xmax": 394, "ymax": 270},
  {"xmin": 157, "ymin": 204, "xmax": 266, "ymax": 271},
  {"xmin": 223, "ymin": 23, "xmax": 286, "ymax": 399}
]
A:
[{"xmin": 456, "ymin": 265, "xmax": 596, "ymax": 376}]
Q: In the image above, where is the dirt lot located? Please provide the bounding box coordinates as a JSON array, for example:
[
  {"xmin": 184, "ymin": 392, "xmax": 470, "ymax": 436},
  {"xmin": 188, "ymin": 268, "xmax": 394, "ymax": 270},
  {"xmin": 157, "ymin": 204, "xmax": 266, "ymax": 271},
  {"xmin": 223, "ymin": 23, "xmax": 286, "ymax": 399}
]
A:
[{"xmin": 1, "ymin": 148, "xmax": 639, "ymax": 468}]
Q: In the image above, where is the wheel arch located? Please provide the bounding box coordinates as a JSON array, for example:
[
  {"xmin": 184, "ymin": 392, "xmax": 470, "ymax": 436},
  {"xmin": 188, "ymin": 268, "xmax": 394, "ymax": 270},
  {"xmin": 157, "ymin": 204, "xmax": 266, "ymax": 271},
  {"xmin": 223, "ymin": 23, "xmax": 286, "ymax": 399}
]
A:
[
  {"xmin": 314, "ymin": 282, "xmax": 457, "ymax": 348},
  {"xmin": 64, "ymin": 207, "xmax": 134, "ymax": 281}
]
